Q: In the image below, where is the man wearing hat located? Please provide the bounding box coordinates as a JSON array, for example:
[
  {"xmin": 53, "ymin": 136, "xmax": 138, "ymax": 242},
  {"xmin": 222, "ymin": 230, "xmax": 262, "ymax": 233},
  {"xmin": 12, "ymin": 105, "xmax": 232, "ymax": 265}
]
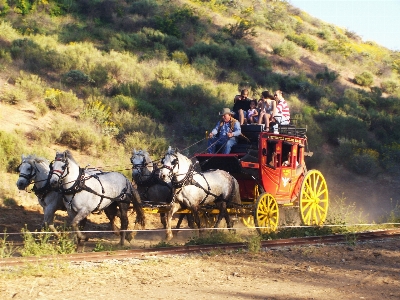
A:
[{"xmin": 207, "ymin": 108, "xmax": 241, "ymax": 154}]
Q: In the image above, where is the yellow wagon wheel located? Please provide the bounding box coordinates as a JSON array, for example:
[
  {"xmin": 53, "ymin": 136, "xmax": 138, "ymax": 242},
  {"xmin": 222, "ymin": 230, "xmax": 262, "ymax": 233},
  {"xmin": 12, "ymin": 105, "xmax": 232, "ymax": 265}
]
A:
[
  {"xmin": 240, "ymin": 184, "xmax": 262, "ymax": 228},
  {"xmin": 199, "ymin": 211, "xmax": 217, "ymax": 228},
  {"xmin": 254, "ymin": 193, "xmax": 279, "ymax": 234},
  {"xmin": 299, "ymin": 170, "xmax": 329, "ymax": 225}
]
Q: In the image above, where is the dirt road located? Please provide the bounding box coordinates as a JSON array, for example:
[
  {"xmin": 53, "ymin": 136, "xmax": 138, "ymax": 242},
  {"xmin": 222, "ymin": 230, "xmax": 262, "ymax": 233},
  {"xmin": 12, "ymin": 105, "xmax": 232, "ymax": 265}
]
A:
[{"xmin": 1, "ymin": 237, "xmax": 399, "ymax": 300}]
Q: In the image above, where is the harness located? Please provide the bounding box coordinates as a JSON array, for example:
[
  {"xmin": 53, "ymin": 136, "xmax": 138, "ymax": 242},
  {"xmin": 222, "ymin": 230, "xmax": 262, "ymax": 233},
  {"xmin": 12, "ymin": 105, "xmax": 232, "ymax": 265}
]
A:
[
  {"xmin": 162, "ymin": 154, "xmax": 221, "ymax": 206},
  {"xmin": 53, "ymin": 158, "xmax": 132, "ymax": 213},
  {"xmin": 132, "ymin": 156, "xmax": 173, "ymax": 202}
]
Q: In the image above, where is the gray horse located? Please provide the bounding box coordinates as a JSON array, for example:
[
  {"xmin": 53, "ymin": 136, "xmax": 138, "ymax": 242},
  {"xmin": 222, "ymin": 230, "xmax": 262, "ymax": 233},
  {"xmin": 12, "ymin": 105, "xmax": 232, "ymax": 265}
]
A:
[
  {"xmin": 131, "ymin": 149, "xmax": 194, "ymax": 229},
  {"xmin": 16, "ymin": 154, "xmax": 125, "ymax": 238},
  {"xmin": 49, "ymin": 150, "xmax": 145, "ymax": 245},
  {"xmin": 159, "ymin": 147, "xmax": 241, "ymax": 240}
]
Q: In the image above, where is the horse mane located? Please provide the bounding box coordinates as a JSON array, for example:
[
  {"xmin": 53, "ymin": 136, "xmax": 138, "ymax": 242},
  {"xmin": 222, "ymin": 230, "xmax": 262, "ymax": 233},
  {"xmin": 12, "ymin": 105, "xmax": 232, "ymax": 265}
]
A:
[
  {"xmin": 22, "ymin": 154, "xmax": 49, "ymax": 165},
  {"xmin": 64, "ymin": 150, "xmax": 79, "ymax": 165},
  {"xmin": 132, "ymin": 149, "xmax": 153, "ymax": 164}
]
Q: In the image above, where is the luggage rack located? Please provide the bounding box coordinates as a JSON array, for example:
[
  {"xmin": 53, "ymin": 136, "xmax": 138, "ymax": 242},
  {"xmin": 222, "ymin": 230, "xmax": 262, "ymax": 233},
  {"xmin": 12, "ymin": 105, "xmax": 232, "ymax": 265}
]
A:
[{"xmin": 278, "ymin": 124, "xmax": 307, "ymax": 137}]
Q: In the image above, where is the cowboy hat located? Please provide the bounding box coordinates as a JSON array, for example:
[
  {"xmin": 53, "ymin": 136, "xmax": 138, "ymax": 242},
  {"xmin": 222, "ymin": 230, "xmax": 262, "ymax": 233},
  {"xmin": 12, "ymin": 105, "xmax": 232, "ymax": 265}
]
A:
[{"xmin": 219, "ymin": 108, "xmax": 235, "ymax": 115}]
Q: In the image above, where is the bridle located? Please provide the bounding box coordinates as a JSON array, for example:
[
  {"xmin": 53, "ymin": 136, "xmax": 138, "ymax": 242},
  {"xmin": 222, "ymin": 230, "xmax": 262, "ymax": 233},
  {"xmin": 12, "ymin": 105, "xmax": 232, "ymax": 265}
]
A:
[
  {"xmin": 50, "ymin": 154, "xmax": 69, "ymax": 185},
  {"xmin": 131, "ymin": 153, "xmax": 159, "ymax": 186},
  {"xmin": 161, "ymin": 153, "xmax": 194, "ymax": 189},
  {"xmin": 17, "ymin": 161, "xmax": 38, "ymax": 182}
]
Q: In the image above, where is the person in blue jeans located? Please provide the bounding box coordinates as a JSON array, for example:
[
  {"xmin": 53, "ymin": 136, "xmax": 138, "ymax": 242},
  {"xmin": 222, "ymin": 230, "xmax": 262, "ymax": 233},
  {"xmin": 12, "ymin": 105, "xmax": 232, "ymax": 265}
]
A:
[{"xmin": 207, "ymin": 108, "xmax": 241, "ymax": 154}]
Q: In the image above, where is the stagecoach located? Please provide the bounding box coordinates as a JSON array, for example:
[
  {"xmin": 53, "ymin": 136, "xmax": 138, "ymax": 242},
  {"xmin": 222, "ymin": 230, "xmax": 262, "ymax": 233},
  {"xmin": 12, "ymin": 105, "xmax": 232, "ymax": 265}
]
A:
[{"xmin": 194, "ymin": 124, "xmax": 329, "ymax": 233}]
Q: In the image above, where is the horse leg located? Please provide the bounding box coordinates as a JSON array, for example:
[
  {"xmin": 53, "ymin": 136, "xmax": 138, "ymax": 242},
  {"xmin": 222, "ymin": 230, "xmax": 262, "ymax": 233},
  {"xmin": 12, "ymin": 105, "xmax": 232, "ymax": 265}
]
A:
[
  {"xmin": 42, "ymin": 204, "xmax": 59, "ymax": 236},
  {"xmin": 118, "ymin": 201, "xmax": 131, "ymax": 245},
  {"xmin": 160, "ymin": 213, "xmax": 167, "ymax": 229},
  {"xmin": 186, "ymin": 213, "xmax": 195, "ymax": 229},
  {"xmin": 191, "ymin": 208, "xmax": 203, "ymax": 236},
  {"xmin": 165, "ymin": 202, "xmax": 180, "ymax": 241},
  {"xmin": 214, "ymin": 202, "xmax": 226, "ymax": 228},
  {"xmin": 175, "ymin": 214, "xmax": 185, "ymax": 229},
  {"xmin": 71, "ymin": 210, "xmax": 90, "ymax": 244},
  {"xmin": 104, "ymin": 202, "xmax": 120, "ymax": 236}
]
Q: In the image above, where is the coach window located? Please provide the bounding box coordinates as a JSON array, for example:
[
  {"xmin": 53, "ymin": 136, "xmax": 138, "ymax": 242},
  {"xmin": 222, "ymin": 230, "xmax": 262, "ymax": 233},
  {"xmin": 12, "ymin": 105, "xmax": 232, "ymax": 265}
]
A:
[
  {"xmin": 266, "ymin": 140, "xmax": 278, "ymax": 168},
  {"xmin": 281, "ymin": 142, "xmax": 292, "ymax": 167}
]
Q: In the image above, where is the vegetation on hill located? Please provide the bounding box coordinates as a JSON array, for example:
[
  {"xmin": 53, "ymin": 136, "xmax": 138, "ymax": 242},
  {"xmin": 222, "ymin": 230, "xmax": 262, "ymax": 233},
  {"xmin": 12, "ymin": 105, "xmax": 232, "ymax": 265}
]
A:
[{"xmin": 1, "ymin": 0, "xmax": 400, "ymax": 195}]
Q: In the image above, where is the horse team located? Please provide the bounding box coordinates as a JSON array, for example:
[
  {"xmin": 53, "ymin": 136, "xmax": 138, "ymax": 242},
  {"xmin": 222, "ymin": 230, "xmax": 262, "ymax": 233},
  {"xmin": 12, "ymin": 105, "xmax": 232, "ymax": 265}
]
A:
[{"xmin": 16, "ymin": 147, "xmax": 241, "ymax": 245}]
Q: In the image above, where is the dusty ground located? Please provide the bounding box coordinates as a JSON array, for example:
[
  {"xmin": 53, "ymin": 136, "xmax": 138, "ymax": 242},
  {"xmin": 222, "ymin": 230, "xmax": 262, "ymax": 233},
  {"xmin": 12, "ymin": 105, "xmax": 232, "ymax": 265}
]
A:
[
  {"xmin": 0, "ymin": 237, "xmax": 399, "ymax": 299},
  {"xmin": 0, "ymin": 205, "xmax": 400, "ymax": 299}
]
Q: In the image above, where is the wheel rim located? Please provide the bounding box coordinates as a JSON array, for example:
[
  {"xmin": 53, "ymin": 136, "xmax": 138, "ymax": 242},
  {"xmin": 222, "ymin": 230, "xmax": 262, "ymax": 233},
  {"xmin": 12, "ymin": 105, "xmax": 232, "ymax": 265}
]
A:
[
  {"xmin": 299, "ymin": 170, "xmax": 329, "ymax": 225},
  {"xmin": 254, "ymin": 193, "xmax": 279, "ymax": 234},
  {"xmin": 240, "ymin": 216, "xmax": 255, "ymax": 228}
]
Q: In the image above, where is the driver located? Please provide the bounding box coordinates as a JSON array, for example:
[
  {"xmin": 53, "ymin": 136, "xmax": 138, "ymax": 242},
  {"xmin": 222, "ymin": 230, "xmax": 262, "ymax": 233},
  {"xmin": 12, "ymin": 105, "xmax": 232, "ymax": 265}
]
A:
[{"xmin": 207, "ymin": 108, "xmax": 241, "ymax": 154}]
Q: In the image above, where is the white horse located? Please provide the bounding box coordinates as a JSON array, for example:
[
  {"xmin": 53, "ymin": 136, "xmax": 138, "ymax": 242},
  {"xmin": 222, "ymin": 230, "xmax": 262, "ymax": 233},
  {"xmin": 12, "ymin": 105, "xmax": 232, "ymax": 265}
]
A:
[
  {"xmin": 131, "ymin": 149, "xmax": 194, "ymax": 229},
  {"xmin": 49, "ymin": 150, "xmax": 145, "ymax": 245},
  {"xmin": 16, "ymin": 154, "xmax": 126, "ymax": 238},
  {"xmin": 159, "ymin": 147, "xmax": 241, "ymax": 240},
  {"xmin": 16, "ymin": 155, "xmax": 66, "ymax": 233}
]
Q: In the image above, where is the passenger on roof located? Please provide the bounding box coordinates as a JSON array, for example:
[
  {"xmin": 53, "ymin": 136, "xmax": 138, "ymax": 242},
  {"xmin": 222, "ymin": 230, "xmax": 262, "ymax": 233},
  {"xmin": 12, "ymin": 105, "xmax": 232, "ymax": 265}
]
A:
[
  {"xmin": 233, "ymin": 89, "xmax": 251, "ymax": 125},
  {"xmin": 247, "ymin": 99, "xmax": 259, "ymax": 124},
  {"xmin": 207, "ymin": 108, "xmax": 241, "ymax": 154},
  {"xmin": 273, "ymin": 90, "xmax": 290, "ymax": 125},
  {"xmin": 258, "ymin": 90, "xmax": 276, "ymax": 131}
]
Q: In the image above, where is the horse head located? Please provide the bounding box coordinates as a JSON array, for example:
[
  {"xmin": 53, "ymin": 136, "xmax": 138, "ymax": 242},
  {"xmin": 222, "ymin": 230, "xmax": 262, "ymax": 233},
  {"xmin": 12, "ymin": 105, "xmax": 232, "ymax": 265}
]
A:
[
  {"xmin": 16, "ymin": 155, "xmax": 38, "ymax": 190},
  {"xmin": 131, "ymin": 149, "xmax": 151, "ymax": 178},
  {"xmin": 16, "ymin": 155, "xmax": 50, "ymax": 190},
  {"xmin": 159, "ymin": 146, "xmax": 192, "ymax": 184},
  {"xmin": 49, "ymin": 150, "xmax": 77, "ymax": 188}
]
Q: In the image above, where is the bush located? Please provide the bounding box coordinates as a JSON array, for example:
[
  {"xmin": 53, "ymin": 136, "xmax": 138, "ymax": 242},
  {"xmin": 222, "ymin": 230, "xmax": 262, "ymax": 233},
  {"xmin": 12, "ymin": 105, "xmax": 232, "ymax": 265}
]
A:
[
  {"xmin": 0, "ymin": 131, "xmax": 24, "ymax": 172},
  {"xmin": 348, "ymin": 152, "xmax": 379, "ymax": 175},
  {"xmin": 0, "ymin": 0, "xmax": 10, "ymax": 16},
  {"xmin": 0, "ymin": 88, "xmax": 27, "ymax": 105},
  {"xmin": 62, "ymin": 70, "xmax": 91, "ymax": 86},
  {"xmin": 286, "ymin": 34, "xmax": 318, "ymax": 51},
  {"xmin": 16, "ymin": 72, "xmax": 44, "ymax": 101},
  {"xmin": 316, "ymin": 67, "xmax": 339, "ymax": 84},
  {"xmin": 273, "ymin": 40, "xmax": 299, "ymax": 59},
  {"xmin": 171, "ymin": 50, "xmax": 188, "ymax": 65},
  {"xmin": 192, "ymin": 56, "xmax": 218, "ymax": 79},
  {"xmin": 56, "ymin": 123, "xmax": 100, "ymax": 152},
  {"xmin": 354, "ymin": 71, "xmax": 374, "ymax": 87},
  {"xmin": 44, "ymin": 89, "xmax": 83, "ymax": 114},
  {"xmin": 381, "ymin": 80, "xmax": 399, "ymax": 94}
]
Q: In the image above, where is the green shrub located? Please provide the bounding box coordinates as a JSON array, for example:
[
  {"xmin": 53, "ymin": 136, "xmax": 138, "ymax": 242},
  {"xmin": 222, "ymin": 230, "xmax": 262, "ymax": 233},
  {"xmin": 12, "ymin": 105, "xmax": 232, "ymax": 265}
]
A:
[
  {"xmin": 56, "ymin": 124, "xmax": 100, "ymax": 152},
  {"xmin": 171, "ymin": 50, "xmax": 188, "ymax": 65},
  {"xmin": 0, "ymin": 0, "xmax": 10, "ymax": 16},
  {"xmin": 192, "ymin": 56, "xmax": 218, "ymax": 79},
  {"xmin": 35, "ymin": 101, "xmax": 49, "ymax": 116},
  {"xmin": 130, "ymin": 0, "xmax": 158, "ymax": 17},
  {"xmin": 273, "ymin": 40, "xmax": 299, "ymax": 59},
  {"xmin": 0, "ymin": 88, "xmax": 27, "ymax": 105},
  {"xmin": 0, "ymin": 131, "xmax": 24, "ymax": 172},
  {"xmin": 62, "ymin": 70, "xmax": 91, "ymax": 86},
  {"xmin": 316, "ymin": 67, "xmax": 339, "ymax": 84},
  {"xmin": 348, "ymin": 152, "xmax": 379, "ymax": 175},
  {"xmin": 381, "ymin": 80, "xmax": 398, "ymax": 94},
  {"xmin": 44, "ymin": 88, "xmax": 83, "ymax": 114},
  {"xmin": 286, "ymin": 33, "xmax": 318, "ymax": 51},
  {"xmin": 110, "ymin": 81, "xmax": 142, "ymax": 98},
  {"xmin": 79, "ymin": 98, "xmax": 119, "ymax": 136},
  {"xmin": 16, "ymin": 72, "xmax": 44, "ymax": 101},
  {"xmin": 354, "ymin": 71, "xmax": 374, "ymax": 87},
  {"xmin": 89, "ymin": 65, "xmax": 109, "ymax": 87}
]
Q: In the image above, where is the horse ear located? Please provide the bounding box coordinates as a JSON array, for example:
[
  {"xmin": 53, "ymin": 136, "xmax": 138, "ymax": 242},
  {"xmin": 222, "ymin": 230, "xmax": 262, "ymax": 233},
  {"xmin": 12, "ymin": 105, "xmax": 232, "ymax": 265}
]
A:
[
  {"xmin": 167, "ymin": 146, "xmax": 172, "ymax": 154},
  {"xmin": 133, "ymin": 148, "xmax": 137, "ymax": 155}
]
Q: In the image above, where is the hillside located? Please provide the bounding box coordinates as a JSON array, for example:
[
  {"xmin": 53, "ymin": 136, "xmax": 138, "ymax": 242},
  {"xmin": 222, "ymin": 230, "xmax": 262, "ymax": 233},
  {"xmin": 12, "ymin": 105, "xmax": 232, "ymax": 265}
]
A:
[{"xmin": 0, "ymin": 0, "xmax": 400, "ymax": 222}]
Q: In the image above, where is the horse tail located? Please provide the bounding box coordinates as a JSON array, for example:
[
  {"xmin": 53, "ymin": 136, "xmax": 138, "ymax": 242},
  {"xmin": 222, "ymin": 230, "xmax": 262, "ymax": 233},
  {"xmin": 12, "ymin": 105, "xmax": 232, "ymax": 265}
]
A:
[
  {"xmin": 129, "ymin": 179, "xmax": 146, "ymax": 228},
  {"xmin": 231, "ymin": 177, "xmax": 241, "ymax": 205}
]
